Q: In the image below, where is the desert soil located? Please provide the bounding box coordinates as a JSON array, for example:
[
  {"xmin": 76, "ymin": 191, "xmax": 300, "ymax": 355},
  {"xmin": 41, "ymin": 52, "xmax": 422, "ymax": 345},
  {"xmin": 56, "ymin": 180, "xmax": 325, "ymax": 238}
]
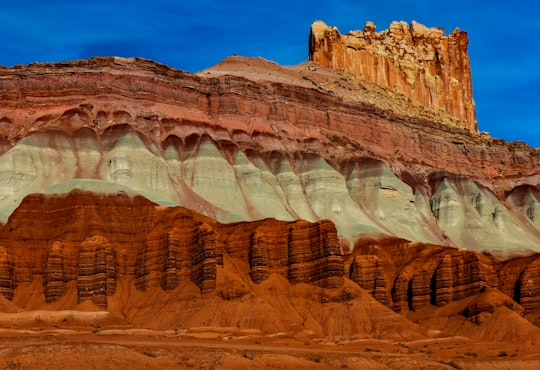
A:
[{"xmin": 0, "ymin": 328, "xmax": 539, "ymax": 369}]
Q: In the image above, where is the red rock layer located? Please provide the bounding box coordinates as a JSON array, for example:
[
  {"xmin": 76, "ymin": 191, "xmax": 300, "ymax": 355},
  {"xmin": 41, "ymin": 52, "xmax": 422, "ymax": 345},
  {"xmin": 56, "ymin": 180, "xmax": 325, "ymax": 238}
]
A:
[
  {"xmin": 349, "ymin": 237, "xmax": 539, "ymax": 315},
  {"xmin": 77, "ymin": 235, "xmax": 117, "ymax": 306},
  {"xmin": 217, "ymin": 219, "xmax": 343, "ymax": 288},
  {"xmin": 309, "ymin": 20, "xmax": 476, "ymax": 130},
  {"xmin": 0, "ymin": 190, "xmax": 539, "ymax": 326},
  {"xmin": 0, "ymin": 246, "xmax": 14, "ymax": 300},
  {"xmin": 0, "ymin": 191, "xmax": 343, "ymax": 307},
  {"xmin": 0, "ymin": 57, "xmax": 537, "ymax": 190},
  {"xmin": 498, "ymin": 255, "xmax": 540, "ymax": 312},
  {"xmin": 349, "ymin": 255, "xmax": 387, "ymax": 305}
]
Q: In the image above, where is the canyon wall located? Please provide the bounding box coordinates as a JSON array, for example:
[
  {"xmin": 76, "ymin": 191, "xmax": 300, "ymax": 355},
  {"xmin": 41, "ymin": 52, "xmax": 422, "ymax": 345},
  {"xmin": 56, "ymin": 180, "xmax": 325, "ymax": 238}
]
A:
[
  {"xmin": 349, "ymin": 237, "xmax": 540, "ymax": 324},
  {"xmin": 309, "ymin": 20, "xmax": 476, "ymax": 130}
]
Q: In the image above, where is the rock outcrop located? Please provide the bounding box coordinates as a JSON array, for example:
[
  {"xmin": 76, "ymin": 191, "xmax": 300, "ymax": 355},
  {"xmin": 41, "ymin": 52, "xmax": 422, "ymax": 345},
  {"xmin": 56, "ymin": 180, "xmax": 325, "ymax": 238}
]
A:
[
  {"xmin": 348, "ymin": 237, "xmax": 540, "ymax": 316},
  {"xmin": 309, "ymin": 20, "xmax": 476, "ymax": 130},
  {"xmin": 0, "ymin": 191, "xmax": 343, "ymax": 307}
]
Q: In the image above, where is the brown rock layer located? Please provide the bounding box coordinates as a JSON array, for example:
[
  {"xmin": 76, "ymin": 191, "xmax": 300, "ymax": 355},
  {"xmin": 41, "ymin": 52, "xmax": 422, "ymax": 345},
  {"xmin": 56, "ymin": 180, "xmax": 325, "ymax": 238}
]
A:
[
  {"xmin": 309, "ymin": 20, "xmax": 476, "ymax": 130},
  {"xmin": 0, "ymin": 245, "xmax": 14, "ymax": 300},
  {"xmin": 0, "ymin": 190, "xmax": 538, "ymax": 337},
  {"xmin": 350, "ymin": 237, "xmax": 540, "ymax": 314},
  {"xmin": 349, "ymin": 255, "xmax": 387, "ymax": 305},
  {"xmin": 499, "ymin": 255, "xmax": 540, "ymax": 312},
  {"xmin": 77, "ymin": 235, "xmax": 116, "ymax": 306},
  {"xmin": 0, "ymin": 191, "xmax": 343, "ymax": 306}
]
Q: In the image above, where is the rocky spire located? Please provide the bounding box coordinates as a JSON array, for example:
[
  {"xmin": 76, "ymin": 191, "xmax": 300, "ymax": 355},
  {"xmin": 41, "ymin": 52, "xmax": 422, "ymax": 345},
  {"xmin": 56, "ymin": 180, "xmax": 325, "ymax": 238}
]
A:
[{"xmin": 309, "ymin": 20, "xmax": 477, "ymax": 131}]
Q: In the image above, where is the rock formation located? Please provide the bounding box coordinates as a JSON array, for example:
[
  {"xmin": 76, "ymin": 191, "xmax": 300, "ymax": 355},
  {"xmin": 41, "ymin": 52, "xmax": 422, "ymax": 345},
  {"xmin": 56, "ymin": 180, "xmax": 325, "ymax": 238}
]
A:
[
  {"xmin": 0, "ymin": 191, "xmax": 343, "ymax": 307},
  {"xmin": 349, "ymin": 237, "xmax": 540, "ymax": 317},
  {"xmin": 309, "ymin": 20, "xmax": 476, "ymax": 130},
  {"xmin": 0, "ymin": 20, "xmax": 538, "ymax": 344},
  {"xmin": 0, "ymin": 57, "xmax": 538, "ymax": 255}
]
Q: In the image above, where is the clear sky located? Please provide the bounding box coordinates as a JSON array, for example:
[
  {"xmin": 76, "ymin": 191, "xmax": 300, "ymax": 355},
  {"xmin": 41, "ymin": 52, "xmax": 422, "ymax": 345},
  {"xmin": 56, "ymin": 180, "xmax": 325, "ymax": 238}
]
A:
[{"xmin": 1, "ymin": 1, "xmax": 538, "ymax": 147}]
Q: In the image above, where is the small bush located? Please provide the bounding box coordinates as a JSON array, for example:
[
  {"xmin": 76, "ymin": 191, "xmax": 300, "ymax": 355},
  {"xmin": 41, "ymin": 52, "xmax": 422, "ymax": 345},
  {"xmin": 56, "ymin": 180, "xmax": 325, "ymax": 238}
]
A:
[
  {"xmin": 243, "ymin": 352, "xmax": 255, "ymax": 360},
  {"xmin": 308, "ymin": 355, "xmax": 321, "ymax": 363},
  {"xmin": 497, "ymin": 351, "xmax": 508, "ymax": 357},
  {"xmin": 143, "ymin": 350, "xmax": 155, "ymax": 358}
]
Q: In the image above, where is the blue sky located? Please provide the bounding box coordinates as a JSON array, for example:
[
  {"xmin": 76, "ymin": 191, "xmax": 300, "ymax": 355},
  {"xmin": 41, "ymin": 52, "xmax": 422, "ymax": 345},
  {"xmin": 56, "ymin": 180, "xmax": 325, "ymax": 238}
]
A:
[{"xmin": 1, "ymin": 1, "xmax": 538, "ymax": 147}]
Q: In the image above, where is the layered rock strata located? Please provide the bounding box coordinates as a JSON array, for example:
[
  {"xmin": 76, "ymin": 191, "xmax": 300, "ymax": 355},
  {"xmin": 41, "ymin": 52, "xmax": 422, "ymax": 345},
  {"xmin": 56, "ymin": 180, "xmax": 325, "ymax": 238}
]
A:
[
  {"xmin": 0, "ymin": 191, "xmax": 343, "ymax": 307},
  {"xmin": 348, "ymin": 237, "xmax": 540, "ymax": 315},
  {"xmin": 0, "ymin": 57, "xmax": 538, "ymax": 255},
  {"xmin": 2, "ymin": 190, "xmax": 539, "ymax": 326},
  {"xmin": 309, "ymin": 20, "xmax": 476, "ymax": 130}
]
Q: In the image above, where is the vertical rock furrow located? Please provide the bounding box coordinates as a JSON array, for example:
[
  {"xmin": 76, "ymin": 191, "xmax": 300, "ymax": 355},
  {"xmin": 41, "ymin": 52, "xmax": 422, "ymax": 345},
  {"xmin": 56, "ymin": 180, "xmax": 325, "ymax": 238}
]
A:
[
  {"xmin": 44, "ymin": 241, "xmax": 67, "ymax": 303},
  {"xmin": 248, "ymin": 225, "xmax": 290, "ymax": 283},
  {"xmin": 433, "ymin": 255, "xmax": 453, "ymax": 305},
  {"xmin": 190, "ymin": 222, "xmax": 217, "ymax": 293},
  {"xmin": 160, "ymin": 230, "xmax": 180, "ymax": 291},
  {"xmin": 410, "ymin": 271, "xmax": 435, "ymax": 309},
  {"xmin": 135, "ymin": 234, "xmax": 166, "ymax": 290},
  {"xmin": 0, "ymin": 245, "xmax": 14, "ymax": 300},
  {"xmin": 350, "ymin": 255, "xmax": 387, "ymax": 304},
  {"xmin": 517, "ymin": 259, "xmax": 540, "ymax": 311},
  {"xmin": 287, "ymin": 220, "xmax": 343, "ymax": 288},
  {"xmin": 450, "ymin": 252, "xmax": 487, "ymax": 300},
  {"xmin": 77, "ymin": 235, "xmax": 116, "ymax": 307}
]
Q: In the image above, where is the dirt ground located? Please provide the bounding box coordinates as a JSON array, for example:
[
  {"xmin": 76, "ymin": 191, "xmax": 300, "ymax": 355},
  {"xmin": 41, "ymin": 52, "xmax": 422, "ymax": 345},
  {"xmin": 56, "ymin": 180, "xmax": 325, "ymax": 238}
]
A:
[{"xmin": 0, "ymin": 327, "xmax": 539, "ymax": 369}]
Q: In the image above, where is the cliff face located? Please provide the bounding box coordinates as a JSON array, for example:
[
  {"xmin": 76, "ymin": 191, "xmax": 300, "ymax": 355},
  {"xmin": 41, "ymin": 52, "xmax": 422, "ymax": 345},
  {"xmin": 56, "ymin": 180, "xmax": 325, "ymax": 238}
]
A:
[
  {"xmin": 348, "ymin": 237, "xmax": 540, "ymax": 328},
  {"xmin": 309, "ymin": 20, "xmax": 476, "ymax": 131},
  {"xmin": 0, "ymin": 191, "xmax": 343, "ymax": 307},
  {"xmin": 0, "ymin": 57, "xmax": 538, "ymax": 255},
  {"xmin": 0, "ymin": 190, "xmax": 539, "ymax": 342}
]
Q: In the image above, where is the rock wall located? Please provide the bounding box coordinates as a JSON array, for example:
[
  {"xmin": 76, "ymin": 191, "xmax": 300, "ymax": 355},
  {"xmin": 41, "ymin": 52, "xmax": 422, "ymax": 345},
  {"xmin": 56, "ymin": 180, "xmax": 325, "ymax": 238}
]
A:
[
  {"xmin": 0, "ymin": 191, "xmax": 343, "ymax": 307},
  {"xmin": 349, "ymin": 238, "xmax": 540, "ymax": 315},
  {"xmin": 309, "ymin": 20, "xmax": 476, "ymax": 130},
  {"xmin": 0, "ymin": 190, "xmax": 537, "ymax": 328},
  {"xmin": 0, "ymin": 52, "xmax": 538, "ymax": 314}
]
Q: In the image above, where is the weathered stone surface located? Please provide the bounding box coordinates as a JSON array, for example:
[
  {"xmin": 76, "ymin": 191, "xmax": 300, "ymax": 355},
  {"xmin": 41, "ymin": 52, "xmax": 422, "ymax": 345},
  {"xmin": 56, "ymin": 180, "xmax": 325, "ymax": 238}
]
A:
[
  {"xmin": 0, "ymin": 22, "xmax": 538, "ymax": 345},
  {"xmin": 350, "ymin": 238, "xmax": 538, "ymax": 313},
  {"xmin": 309, "ymin": 20, "xmax": 476, "ymax": 130},
  {"xmin": 498, "ymin": 255, "xmax": 540, "ymax": 312},
  {"xmin": 0, "ymin": 245, "xmax": 14, "ymax": 300},
  {"xmin": 43, "ymin": 241, "xmax": 68, "ymax": 303},
  {"xmin": 349, "ymin": 255, "xmax": 387, "ymax": 304},
  {"xmin": 77, "ymin": 235, "xmax": 116, "ymax": 307},
  {"xmin": 0, "ymin": 191, "xmax": 344, "ymax": 305}
]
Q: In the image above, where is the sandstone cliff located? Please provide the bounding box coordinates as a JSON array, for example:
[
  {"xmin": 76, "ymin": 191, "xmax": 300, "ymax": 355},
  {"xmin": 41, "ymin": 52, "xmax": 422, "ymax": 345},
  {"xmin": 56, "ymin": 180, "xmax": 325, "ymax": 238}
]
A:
[{"xmin": 309, "ymin": 20, "xmax": 476, "ymax": 130}]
